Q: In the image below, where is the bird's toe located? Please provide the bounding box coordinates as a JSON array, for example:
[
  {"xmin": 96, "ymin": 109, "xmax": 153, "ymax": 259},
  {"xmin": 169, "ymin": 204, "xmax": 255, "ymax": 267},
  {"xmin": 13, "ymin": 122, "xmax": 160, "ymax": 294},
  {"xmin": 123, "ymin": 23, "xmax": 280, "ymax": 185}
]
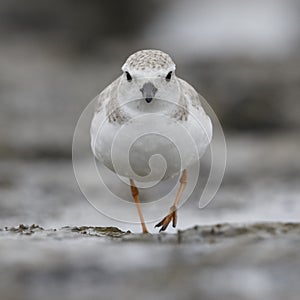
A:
[{"xmin": 155, "ymin": 208, "xmax": 177, "ymax": 232}]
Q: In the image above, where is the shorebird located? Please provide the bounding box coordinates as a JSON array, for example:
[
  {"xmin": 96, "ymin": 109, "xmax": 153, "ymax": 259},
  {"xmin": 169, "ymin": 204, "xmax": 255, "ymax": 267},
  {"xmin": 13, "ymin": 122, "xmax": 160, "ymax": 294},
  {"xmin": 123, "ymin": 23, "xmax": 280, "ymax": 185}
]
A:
[{"xmin": 91, "ymin": 49, "xmax": 212, "ymax": 233}]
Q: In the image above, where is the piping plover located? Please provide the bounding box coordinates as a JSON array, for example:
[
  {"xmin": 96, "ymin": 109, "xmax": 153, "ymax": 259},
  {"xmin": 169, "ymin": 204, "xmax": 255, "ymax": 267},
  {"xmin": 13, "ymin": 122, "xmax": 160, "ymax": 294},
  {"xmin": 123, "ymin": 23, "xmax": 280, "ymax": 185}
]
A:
[{"xmin": 91, "ymin": 49, "xmax": 212, "ymax": 233}]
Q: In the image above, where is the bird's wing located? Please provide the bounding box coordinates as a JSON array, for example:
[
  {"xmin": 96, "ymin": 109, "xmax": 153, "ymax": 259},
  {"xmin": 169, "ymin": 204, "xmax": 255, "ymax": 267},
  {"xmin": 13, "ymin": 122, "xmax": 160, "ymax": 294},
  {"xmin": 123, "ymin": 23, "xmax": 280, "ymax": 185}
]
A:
[
  {"xmin": 178, "ymin": 78, "xmax": 203, "ymax": 109},
  {"xmin": 94, "ymin": 77, "xmax": 121, "ymax": 114},
  {"xmin": 178, "ymin": 77, "xmax": 213, "ymax": 141},
  {"xmin": 169, "ymin": 78, "xmax": 203, "ymax": 121},
  {"xmin": 94, "ymin": 76, "xmax": 129, "ymax": 124}
]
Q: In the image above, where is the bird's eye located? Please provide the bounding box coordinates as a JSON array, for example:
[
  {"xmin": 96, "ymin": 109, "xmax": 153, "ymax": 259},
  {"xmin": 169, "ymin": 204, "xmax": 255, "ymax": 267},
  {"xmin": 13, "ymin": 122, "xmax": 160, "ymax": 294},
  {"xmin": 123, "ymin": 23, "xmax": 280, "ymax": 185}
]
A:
[
  {"xmin": 125, "ymin": 71, "xmax": 132, "ymax": 82},
  {"xmin": 166, "ymin": 71, "xmax": 172, "ymax": 82}
]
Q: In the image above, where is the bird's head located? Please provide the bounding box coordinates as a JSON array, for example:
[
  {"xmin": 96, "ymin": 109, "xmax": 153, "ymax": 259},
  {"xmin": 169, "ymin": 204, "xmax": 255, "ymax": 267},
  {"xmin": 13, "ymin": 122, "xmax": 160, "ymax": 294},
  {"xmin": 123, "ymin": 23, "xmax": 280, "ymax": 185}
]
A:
[{"xmin": 118, "ymin": 50, "xmax": 180, "ymax": 110}]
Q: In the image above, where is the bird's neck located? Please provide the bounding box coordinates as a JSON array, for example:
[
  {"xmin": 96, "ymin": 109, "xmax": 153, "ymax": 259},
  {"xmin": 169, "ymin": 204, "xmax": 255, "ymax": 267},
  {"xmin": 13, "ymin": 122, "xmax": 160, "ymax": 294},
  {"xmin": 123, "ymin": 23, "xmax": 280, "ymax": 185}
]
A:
[{"xmin": 118, "ymin": 96, "xmax": 180, "ymax": 117}]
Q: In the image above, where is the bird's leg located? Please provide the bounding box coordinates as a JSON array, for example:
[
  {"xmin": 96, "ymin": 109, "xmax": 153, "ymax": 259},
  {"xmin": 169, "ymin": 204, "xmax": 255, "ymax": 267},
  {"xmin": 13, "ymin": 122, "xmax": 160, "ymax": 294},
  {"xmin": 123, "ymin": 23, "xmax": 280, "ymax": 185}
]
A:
[
  {"xmin": 155, "ymin": 170, "xmax": 187, "ymax": 232},
  {"xmin": 130, "ymin": 179, "xmax": 149, "ymax": 234}
]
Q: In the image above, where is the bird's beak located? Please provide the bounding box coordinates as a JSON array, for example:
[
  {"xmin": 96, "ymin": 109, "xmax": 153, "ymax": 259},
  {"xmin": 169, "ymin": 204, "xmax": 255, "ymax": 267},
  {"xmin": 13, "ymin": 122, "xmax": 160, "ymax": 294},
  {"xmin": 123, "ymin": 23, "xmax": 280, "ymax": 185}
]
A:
[{"xmin": 140, "ymin": 82, "xmax": 158, "ymax": 103}]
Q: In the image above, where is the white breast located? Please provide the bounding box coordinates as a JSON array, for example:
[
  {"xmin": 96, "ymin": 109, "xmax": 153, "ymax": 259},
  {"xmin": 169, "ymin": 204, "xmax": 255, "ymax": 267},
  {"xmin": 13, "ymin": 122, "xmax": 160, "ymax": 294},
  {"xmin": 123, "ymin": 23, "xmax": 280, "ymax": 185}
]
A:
[{"xmin": 91, "ymin": 104, "xmax": 212, "ymax": 183}]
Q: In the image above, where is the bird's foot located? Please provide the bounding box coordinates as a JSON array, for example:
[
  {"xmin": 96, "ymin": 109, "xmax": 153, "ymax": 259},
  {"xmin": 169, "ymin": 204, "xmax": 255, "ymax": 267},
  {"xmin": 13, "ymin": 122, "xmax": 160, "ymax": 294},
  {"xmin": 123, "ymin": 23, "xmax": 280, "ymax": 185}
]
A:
[{"xmin": 155, "ymin": 205, "xmax": 177, "ymax": 232}]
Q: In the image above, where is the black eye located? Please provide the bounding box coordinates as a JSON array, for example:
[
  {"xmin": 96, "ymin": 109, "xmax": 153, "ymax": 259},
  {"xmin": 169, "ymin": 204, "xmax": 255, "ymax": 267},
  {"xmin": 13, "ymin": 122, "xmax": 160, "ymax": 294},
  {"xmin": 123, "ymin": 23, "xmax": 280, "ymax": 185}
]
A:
[
  {"xmin": 166, "ymin": 71, "xmax": 172, "ymax": 82},
  {"xmin": 125, "ymin": 71, "xmax": 132, "ymax": 82}
]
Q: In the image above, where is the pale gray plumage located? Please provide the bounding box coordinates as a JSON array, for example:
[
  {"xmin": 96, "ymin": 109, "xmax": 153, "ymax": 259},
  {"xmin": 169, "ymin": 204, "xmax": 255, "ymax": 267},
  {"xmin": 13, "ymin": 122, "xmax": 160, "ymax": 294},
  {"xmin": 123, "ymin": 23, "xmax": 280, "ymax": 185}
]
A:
[{"xmin": 90, "ymin": 49, "xmax": 212, "ymax": 233}]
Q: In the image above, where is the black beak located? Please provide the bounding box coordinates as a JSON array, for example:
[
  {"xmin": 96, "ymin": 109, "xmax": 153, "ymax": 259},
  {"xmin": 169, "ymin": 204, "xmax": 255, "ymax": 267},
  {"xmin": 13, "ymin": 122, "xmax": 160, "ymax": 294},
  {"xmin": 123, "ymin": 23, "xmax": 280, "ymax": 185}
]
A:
[
  {"xmin": 140, "ymin": 82, "xmax": 157, "ymax": 104},
  {"xmin": 145, "ymin": 97, "xmax": 153, "ymax": 103}
]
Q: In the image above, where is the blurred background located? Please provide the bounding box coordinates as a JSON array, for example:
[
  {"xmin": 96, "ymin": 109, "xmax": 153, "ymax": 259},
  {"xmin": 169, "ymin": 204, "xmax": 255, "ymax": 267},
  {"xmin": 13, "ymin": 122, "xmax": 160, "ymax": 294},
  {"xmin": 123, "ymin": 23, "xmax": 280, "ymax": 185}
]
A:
[
  {"xmin": 0, "ymin": 0, "xmax": 300, "ymax": 227},
  {"xmin": 0, "ymin": 1, "xmax": 300, "ymax": 299},
  {"xmin": 0, "ymin": 0, "xmax": 299, "ymax": 228}
]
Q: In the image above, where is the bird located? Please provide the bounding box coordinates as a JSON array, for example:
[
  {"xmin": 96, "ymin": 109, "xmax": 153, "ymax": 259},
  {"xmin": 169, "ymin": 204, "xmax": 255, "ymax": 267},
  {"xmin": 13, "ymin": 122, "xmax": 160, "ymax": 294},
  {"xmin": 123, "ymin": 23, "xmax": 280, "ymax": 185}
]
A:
[{"xmin": 90, "ymin": 49, "xmax": 212, "ymax": 233}]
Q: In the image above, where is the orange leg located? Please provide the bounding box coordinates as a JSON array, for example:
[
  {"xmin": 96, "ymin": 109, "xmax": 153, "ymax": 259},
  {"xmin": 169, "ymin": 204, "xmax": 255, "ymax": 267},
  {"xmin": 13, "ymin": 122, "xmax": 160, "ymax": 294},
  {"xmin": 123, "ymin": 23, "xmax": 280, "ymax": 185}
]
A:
[
  {"xmin": 155, "ymin": 170, "xmax": 187, "ymax": 232},
  {"xmin": 130, "ymin": 179, "xmax": 149, "ymax": 234}
]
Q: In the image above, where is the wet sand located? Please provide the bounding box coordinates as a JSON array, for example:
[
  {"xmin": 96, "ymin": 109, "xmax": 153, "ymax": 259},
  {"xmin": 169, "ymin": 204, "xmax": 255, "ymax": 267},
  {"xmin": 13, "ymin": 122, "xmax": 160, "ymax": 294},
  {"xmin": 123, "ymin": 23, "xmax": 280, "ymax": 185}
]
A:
[{"xmin": 1, "ymin": 222, "xmax": 300, "ymax": 300}]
